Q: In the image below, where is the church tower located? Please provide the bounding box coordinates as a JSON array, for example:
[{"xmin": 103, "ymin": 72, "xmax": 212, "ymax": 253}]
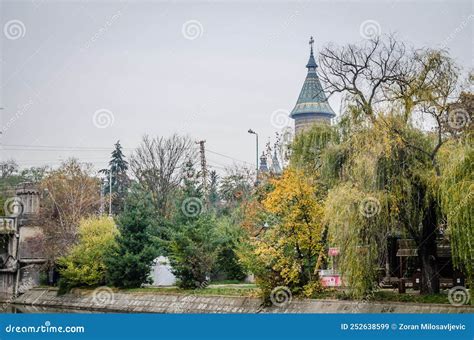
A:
[{"xmin": 290, "ymin": 37, "xmax": 335, "ymax": 134}]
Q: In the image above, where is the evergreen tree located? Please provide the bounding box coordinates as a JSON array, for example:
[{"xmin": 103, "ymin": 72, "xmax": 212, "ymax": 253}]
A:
[
  {"xmin": 181, "ymin": 158, "xmax": 202, "ymax": 199},
  {"xmin": 176, "ymin": 159, "xmax": 204, "ymax": 223},
  {"xmin": 166, "ymin": 159, "xmax": 221, "ymax": 288},
  {"xmin": 168, "ymin": 214, "xmax": 221, "ymax": 288},
  {"xmin": 208, "ymin": 170, "xmax": 220, "ymax": 209},
  {"xmin": 105, "ymin": 187, "xmax": 158, "ymax": 288},
  {"xmin": 100, "ymin": 141, "xmax": 129, "ymax": 214}
]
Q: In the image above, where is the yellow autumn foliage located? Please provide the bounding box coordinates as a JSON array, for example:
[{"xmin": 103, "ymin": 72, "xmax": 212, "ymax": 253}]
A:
[
  {"xmin": 239, "ymin": 168, "xmax": 325, "ymax": 298},
  {"xmin": 58, "ymin": 216, "xmax": 118, "ymax": 290}
]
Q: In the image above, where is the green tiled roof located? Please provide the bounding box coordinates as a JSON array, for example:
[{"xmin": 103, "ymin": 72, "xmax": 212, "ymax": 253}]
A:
[{"xmin": 290, "ymin": 42, "xmax": 336, "ymax": 119}]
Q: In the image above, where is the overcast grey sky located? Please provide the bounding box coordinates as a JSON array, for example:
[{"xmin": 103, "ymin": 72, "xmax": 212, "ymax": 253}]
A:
[{"xmin": 1, "ymin": 0, "xmax": 472, "ymax": 172}]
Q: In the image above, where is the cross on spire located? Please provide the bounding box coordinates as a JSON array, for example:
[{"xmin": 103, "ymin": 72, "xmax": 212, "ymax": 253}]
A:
[
  {"xmin": 305, "ymin": 36, "xmax": 317, "ymax": 69},
  {"xmin": 309, "ymin": 36, "xmax": 314, "ymax": 54}
]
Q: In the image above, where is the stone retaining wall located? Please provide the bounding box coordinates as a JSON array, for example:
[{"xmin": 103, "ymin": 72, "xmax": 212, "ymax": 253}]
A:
[{"xmin": 10, "ymin": 288, "xmax": 474, "ymax": 314}]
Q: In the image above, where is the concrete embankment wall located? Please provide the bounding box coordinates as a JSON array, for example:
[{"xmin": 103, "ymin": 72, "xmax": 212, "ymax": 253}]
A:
[{"xmin": 10, "ymin": 288, "xmax": 474, "ymax": 314}]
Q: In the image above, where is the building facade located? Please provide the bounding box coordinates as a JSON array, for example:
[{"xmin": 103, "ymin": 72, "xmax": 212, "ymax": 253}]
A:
[
  {"xmin": 0, "ymin": 183, "xmax": 45, "ymax": 296},
  {"xmin": 290, "ymin": 37, "xmax": 336, "ymax": 134}
]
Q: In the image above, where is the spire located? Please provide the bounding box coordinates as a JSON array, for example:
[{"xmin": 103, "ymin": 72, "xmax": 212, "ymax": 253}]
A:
[
  {"xmin": 306, "ymin": 36, "xmax": 317, "ymax": 69},
  {"xmin": 259, "ymin": 152, "xmax": 268, "ymax": 173},
  {"xmin": 271, "ymin": 149, "xmax": 282, "ymax": 175},
  {"xmin": 290, "ymin": 36, "xmax": 336, "ymax": 124}
]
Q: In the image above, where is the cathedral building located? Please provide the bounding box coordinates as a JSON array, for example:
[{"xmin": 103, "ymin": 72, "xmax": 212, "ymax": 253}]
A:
[
  {"xmin": 290, "ymin": 37, "xmax": 336, "ymax": 134},
  {"xmin": 259, "ymin": 37, "xmax": 334, "ymax": 176}
]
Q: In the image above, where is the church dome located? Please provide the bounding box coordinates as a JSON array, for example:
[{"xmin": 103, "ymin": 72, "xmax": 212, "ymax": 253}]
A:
[{"xmin": 290, "ymin": 37, "xmax": 336, "ymax": 133}]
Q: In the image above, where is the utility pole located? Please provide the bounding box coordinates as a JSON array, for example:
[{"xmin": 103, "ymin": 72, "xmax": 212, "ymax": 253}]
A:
[
  {"xmin": 195, "ymin": 140, "xmax": 207, "ymax": 193},
  {"xmin": 109, "ymin": 169, "xmax": 112, "ymax": 216},
  {"xmin": 99, "ymin": 178, "xmax": 104, "ymax": 215}
]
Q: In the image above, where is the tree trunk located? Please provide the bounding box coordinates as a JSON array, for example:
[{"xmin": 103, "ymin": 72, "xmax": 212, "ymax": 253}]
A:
[{"xmin": 419, "ymin": 199, "xmax": 440, "ymax": 294}]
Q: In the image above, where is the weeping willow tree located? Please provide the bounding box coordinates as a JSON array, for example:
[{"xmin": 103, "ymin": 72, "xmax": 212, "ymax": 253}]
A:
[
  {"xmin": 439, "ymin": 139, "xmax": 474, "ymax": 286},
  {"xmin": 291, "ymin": 124, "xmax": 340, "ymax": 174},
  {"xmin": 291, "ymin": 35, "xmax": 471, "ymax": 295},
  {"xmin": 324, "ymin": 184, "xmax": 386, "ymax": 298},
  {"xmin": 321, "ymin": 116, "xmax": 436, "ymax": 297}
]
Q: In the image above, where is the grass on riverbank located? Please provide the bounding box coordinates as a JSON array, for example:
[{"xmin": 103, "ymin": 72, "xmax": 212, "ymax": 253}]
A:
[
  {"xmin": 121, "ymin": 285, "xmax": 454, "ymax": 304},
  {"xmin": 313, "ymin": 289, "xmax": 452, "ymax": 304},
  {"xmin": 123, "ymin": 284, "xmax": 259, "ymax": 297}
]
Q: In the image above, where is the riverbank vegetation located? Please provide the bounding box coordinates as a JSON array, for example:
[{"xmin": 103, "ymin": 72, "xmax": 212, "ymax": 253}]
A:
[{"xmin": 1, "ymin": 35, "xmax": 472, "ymax": 304}]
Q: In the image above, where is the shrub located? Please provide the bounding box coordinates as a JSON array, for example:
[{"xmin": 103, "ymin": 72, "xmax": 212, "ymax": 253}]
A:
[{"xmin": 58, "ymin": 216, "xmax": 117, "ymax": 292}]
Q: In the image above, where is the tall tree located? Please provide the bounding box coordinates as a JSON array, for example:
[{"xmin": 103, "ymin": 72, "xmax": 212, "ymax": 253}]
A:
[
  {"xmin": 219, "ymin": 166, "xmax": 254, "ymax": 210},
  {"xmin": 0, "ymin": 159, "xmax": 19, "ymax": 180},
  {"xmin": 181, "ymin": 158, "xmax": 202, "ymax": 199},
  {"xmin": 100, "ymin": 141, "xmax": 130, "ymax": 215},
  {"xmin": 167, "ymin": 163, "xmax": 219, "ymax": 288},
  {"xmin": 316, "ymin": 35, "xmax": 468, "ymax": 294},
  {"xmin": 105, "ymin": 186, "xmax": 158, "ymax": 288},
  {"xmin": 208, "ymin": 170, "xmax": 220, "ymax": 209},
  {"xmin": 168, "ymin": 213, "xmax": 221, "ymax": 288},
  {"xmin": 130, "ymin": 134, "xmax": 194, "ymax": 217},
  {"xmin": 40, "ymin": 159, "xmax": 101, "ymax": 263},
  {"xmin": 239, "ymin": 168, "xmax": 325, "ymax": 298}
]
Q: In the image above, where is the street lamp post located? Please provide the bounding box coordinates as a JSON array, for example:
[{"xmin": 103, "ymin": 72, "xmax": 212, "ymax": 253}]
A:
[{"xmin": 247, "ymin": 129, "xmax": 258, "ymax": 180}]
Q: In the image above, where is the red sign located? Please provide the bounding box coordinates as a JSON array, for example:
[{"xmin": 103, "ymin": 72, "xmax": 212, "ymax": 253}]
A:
[
  {"xmin": 321, "ymin": 275, "xmax": 342, "ymax": 287},
  {"xmin": 328, "ymin": 247, "xmax": 339, "ymax": 256}
]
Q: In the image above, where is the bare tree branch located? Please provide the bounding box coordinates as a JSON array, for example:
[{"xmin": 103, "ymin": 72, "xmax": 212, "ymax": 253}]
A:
[{"xmin": 130, "ymin": 134, "xmax": 195, "ymax": 216}]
